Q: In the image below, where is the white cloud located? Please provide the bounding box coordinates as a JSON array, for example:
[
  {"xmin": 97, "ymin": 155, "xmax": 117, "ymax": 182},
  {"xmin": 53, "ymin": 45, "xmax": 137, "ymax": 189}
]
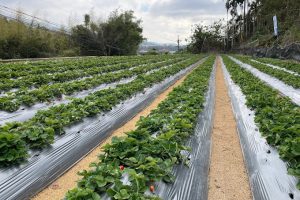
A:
[{"xmin": 0, "ymin": 0, "xmax": 227, "ymax": 44}]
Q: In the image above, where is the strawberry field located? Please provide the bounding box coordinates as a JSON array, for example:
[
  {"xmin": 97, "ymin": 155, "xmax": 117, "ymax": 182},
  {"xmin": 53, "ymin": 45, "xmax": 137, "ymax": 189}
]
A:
[
  {"xmin": 0, "ymin": 54, "xmax": 299, "ymax": 200},
  {"xmin": 0, "ymin": 54, "xmax": 202, "ymax": 164}
]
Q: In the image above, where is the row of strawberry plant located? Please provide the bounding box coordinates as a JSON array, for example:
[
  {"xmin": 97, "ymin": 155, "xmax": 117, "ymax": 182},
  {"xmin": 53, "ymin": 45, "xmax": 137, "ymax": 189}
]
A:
[
  {"xmin": 0, "ymin": 55, "xmax": 186, "ymax": 80},
  {"xmin": 0, "ymin": 58, "xmax": 141, "ymax": 91},
  {"xmin": 232, "ymin": 55, "xmax": 300, "ymax": 89},
  {"xmin": 0, "ymin": 55, "xmax": 202, "ymax": 166},
  {"xmin": 223, "ymin": 55, "xmax": 300, "ymax": 189},
  {"xmin": 0, "ymin": 56, "xmax": 191, "ymax": 112},
  {"xmin": 0, "ymin": 55, "xmax": 148, "ymax": 78},
  {"xmin": 0, "ymin": 56, "xmax": 181, "ymax": 92},
  {"xmin": 256, "ymin": 57, "xmax": 300, "ymax": 74},
  {"xmin": 65, "ymin": 56, "xmax": 215, "ymax": 200},
  {"xmin": 0, "ymin": 57, "xmax": 144, "ymax": 81}
]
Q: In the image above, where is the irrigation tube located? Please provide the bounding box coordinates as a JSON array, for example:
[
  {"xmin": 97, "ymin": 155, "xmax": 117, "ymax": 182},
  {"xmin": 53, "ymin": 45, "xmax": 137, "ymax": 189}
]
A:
[
  {"xmin": 0, "ymin": 58, "xmax": 207, "ymax": 200},
  {"xmin": 221, "ymin": 57, "xmax": 300, "ymax": 200},
  {"xmin": 229, "ymin": 56, "xmax": 300, "ymax": 106}
]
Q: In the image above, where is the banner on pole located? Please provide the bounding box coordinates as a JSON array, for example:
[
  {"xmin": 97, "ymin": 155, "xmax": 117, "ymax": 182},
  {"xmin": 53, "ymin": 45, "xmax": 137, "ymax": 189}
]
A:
[{"xmin": 273, "ymin": 15, "xmax": 278, "ymax": 36}]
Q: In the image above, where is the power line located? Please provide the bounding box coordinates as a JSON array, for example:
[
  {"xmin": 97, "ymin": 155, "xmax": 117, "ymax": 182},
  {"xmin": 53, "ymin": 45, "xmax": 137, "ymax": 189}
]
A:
[
  {"xmin": 0, "ymin": 11, "xmax": 107, "ymax": 52},
  {"xmin": 0, "ymin": 4, "xmax": 144, "ymax": 56},
  {"xmin": 0, "ymin": 4, "xmax": 65, "ymax": 29},
  {"xmin": 0, "ymin": 12, "xmax": 69, "ymax": 36},
  {"xmin": 0, "ymin": 4, "xmax": 72, "ymax": 34},
  {"xmin": 0, "ymin": 4, "xmax": 117, "ymax": 48}
]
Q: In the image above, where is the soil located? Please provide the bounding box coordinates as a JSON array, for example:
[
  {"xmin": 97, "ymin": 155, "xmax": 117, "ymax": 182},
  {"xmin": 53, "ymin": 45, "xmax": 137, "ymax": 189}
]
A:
[
  {"xmin": 31, "ymin": 66, "xmax": 193, "ymax": 200},
  {"xmin": 208, "ymin": 57, "xmax": 252, "ymax": 200}
]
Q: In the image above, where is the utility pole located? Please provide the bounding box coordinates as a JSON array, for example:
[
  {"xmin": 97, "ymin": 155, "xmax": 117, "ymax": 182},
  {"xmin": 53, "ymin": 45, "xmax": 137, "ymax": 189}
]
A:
[{"xmin": 177, "ymin": 35, "xmax": 180, "ymax": 52}]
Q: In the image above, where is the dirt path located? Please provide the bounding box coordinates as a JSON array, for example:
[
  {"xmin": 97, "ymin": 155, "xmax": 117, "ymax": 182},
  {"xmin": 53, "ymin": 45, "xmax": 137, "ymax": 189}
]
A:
[
  {"xmin": 208, "ymin": 57, "xmax": 252, "ymax": 200},
  {"xmin": 32, "ymin": 65, "xmax": 195, "ymax": 200}
]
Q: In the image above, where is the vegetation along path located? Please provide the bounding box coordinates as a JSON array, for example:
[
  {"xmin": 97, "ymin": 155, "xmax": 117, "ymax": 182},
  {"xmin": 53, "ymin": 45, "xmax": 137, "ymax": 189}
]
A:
[
  {"xmin": 32, "ymin": 62, "xmax": 195, "ymax": 200},
  {"xmin": 208, "ymin": 57, "xmax": 252, "ymax": 200}
]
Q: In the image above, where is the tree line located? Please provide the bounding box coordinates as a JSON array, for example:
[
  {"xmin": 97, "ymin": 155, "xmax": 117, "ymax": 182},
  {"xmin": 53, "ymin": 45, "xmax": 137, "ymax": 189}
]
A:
[
  {"xmin": 0, "ymin": 9, "xmax": 143, "ymax": 59},
  {"xmin": 187, "ymin": 20, "xmax": 224, "ymax": 53},
  {"xmin": 0, "ymin": 16, "xmax": 74, "ymax": 59},
  {"xmin": 187, "ymin": 0, "xmax": 300, "ymax": 54},
  {"xmin": 225, "ymin": 0, "xmax": 300, "ymax": 49},
  {"xmin": 72, "ymin": 10, "xmax": 143, "ymax": 56}
]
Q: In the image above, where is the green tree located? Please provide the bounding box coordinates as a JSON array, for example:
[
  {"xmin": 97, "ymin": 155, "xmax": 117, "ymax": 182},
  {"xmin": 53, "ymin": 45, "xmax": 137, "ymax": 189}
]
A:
[
  {"xmin": 0, "ymin": 14, "xmax": 75, "ymax": 59},
  {"xmin": 188, "ymin": 20, "xmax": 224, "ymax": 53},
  {"xmin": 71, "ymin": 9, "xmax": 144, "ymax": 56},
  {"xmin": 101, "ymin": 10, "xmax": 144, "ymax": 55},
  {"xmin": 71, "ymin": 25, "xmax": 102, "ymax": 56},
  {"xmin": 84, "ymin": 14, "xmax": 91, "ymax": 28},
  {"xmin": 225, "ymin": 0, "xmax": 300, "ymax": 47}
]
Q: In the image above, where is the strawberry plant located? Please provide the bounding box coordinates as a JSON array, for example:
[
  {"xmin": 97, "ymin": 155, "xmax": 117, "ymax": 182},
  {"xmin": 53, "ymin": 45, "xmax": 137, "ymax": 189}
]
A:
[
  {"xmin": 0, "ymin": 55, "xmax": 203, "ymax": 165},
  {"xmin": 233, "ymin": 55, "xmax": 300, "ymax": 89},
  {"xmin": 64, "ymin": 56, "xmax": 215, "ymax": 199},
  {"xmin": 256, "ymin": 57, "xmax": 300, "ymax": 74},
  {"xmin": 65, "ymin": 188, "xmax": 101, "ymax": 200},
  {"xmin": 223, "ymin": 55, "xmax": 300, "ymax": 189},
  {"xmin": 0, "ymin": 132, "xmax": 27, "ymax": 166},
  {"xmin": 0, "ymin": 56, "xmax": 191, "ymax": 112},
  {"xmin": 0, "ymin": 55, "xmax": 184, "ymax": 92}
]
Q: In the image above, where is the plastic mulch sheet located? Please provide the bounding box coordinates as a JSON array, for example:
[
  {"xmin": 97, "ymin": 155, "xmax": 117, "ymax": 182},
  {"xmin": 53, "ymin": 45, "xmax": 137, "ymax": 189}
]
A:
[
  {"xmin": 153, "ymin": 60, "xmax": 216, "ymax": 200},
  {"xmin": 0, "ymin": 58, "xmax": 207, "ymax": 200},
  {"xmin": 0, "ymin": 59, "xmax": 183, "ymax": 125},
  {"xmin": 229, "ymin": 56, "xmax": 300, "ymax": 106},
  {"xmin": 250, "ymin": 59, "xmax": 300, "ymax": 77},
  {"xmin": 0, "ymin": 77, "xmax": 135, "ymax": 125},
  {"xmin": 221, "ymin": 57, "xmax": 300, "ymax": 200}
]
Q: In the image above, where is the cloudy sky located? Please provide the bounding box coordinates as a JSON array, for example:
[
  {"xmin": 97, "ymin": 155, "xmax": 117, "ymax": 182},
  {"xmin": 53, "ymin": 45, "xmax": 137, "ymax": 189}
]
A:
[{"xmin": 0, "ymin": 0, "xmax": 227, "ymax": 44}]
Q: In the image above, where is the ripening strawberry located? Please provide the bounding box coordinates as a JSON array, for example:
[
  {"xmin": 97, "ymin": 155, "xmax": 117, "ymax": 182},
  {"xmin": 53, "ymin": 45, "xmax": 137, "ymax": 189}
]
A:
[
  {"xmin": 119, "ymin": 165, "xmax": 125, "ymax": 171},
  {"xmin": 150, "ymin": 185, "xmax": 155, "ymax": 193}
]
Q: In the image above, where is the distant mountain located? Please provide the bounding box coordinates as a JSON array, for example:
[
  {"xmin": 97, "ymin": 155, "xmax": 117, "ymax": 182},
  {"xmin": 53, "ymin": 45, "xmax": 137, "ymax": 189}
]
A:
[
  {"xmin": 140, "ymin": 41, "xmax": 176, "ymax": 46},
  {"xmin": 138, "ymin": 40, "xmax": 184, "ymax": 53}
]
